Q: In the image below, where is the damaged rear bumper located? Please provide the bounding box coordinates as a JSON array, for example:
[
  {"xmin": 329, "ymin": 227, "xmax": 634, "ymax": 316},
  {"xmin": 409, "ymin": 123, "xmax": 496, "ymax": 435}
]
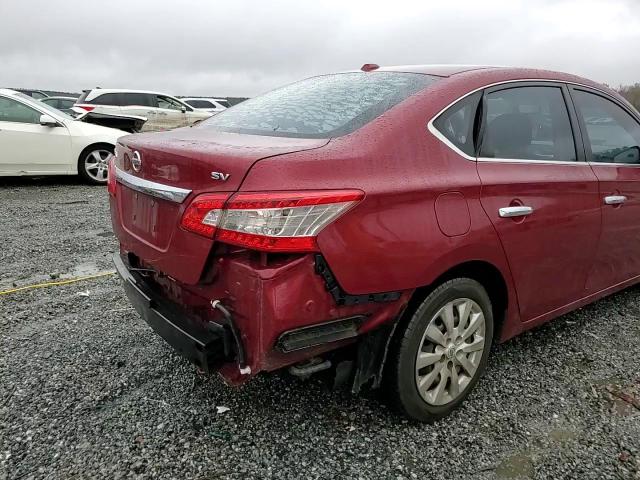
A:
[
  {"xmin": 113, "ymin": 253, "xmax": 234, "ymax": 372},
  {"xmin": 113, "ymin": 249, "xmax": 411, "ymax": 386}
]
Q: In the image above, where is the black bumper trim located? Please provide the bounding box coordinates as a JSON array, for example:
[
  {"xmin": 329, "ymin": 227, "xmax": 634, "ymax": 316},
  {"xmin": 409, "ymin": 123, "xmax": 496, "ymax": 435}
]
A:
[
  {"xmin": 276, "ymin": 315, "xmax": 365, "ymax": 353},
  {"xmin": 314, "ymin": 255, "xmax": 402, "ymax": 306},
  {"xmin": 113, "ymin": 253, "xmax": 232, "ymax": 372}
]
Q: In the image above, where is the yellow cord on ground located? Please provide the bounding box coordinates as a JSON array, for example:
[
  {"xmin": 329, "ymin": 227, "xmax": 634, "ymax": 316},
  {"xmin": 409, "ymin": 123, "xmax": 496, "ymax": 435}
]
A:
[{"xmin": 0, "ymin": 271, "xmax": 116, "ymax": 296}]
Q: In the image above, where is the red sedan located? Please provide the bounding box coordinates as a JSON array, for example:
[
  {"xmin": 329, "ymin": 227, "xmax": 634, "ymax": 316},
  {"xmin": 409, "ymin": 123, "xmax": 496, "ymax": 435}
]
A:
[{"xmin": 109, "ymin": 65, "xmax": 640, "ymax": 422}]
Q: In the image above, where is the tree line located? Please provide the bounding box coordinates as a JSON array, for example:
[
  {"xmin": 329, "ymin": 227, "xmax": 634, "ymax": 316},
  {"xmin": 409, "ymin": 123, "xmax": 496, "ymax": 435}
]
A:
[{"xmin": 618, "ymin": 84, "xmax": 640, "ymax": 110}]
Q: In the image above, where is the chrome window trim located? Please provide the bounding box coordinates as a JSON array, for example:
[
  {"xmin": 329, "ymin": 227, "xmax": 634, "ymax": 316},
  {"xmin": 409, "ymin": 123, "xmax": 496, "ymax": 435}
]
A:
[
  {"xmin": 477, "ymin": 157, "xmax": 588, "ymax": 166},
  {"xmin": 427, "ymin": 78, "xmax": 616, "ymax": 164},
  {"xmin": 588, "ymin": 162, "xmax": 640, "ymax": 168},
  {"xmin": 115, "ymin": 166, "xmax": 192, "ymax": 203}
]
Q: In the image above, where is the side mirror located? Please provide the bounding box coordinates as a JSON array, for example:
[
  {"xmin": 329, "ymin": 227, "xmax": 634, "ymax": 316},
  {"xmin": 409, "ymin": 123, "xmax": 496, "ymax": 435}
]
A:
[
  {"xmin": 613, "ymin": 146, "xmax": 640, "ymax": 164},
  {"xmin": 39, "ymin": 114, "xmax": 59, "ymax": 127},
  {"xmin": 180, "ymin": 105, "xmax": 187, "ymax": 113}
]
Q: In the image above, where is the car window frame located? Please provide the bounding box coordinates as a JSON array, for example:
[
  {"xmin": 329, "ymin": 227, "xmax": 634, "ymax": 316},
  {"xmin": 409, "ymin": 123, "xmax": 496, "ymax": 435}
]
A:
[
  {"xmin": 432, "ymin": 91, "xmax": 483, "ymax": 158},
  {"xmin": 476, "ymin": 81, "xmax": 586, "ymax": 164},
  {"xmin": 567, "ymin": 85, "xmax": 640, "ymax": 167},
  {"xmin": 155, "ymin": 94, "xmax": 192, "ymax": 112}
]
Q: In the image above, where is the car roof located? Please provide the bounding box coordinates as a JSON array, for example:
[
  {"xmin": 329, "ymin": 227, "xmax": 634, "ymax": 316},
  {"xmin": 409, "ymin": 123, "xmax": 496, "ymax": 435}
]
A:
[
  {"xmin": 353, "ymin": 65, "xmax": 614, "ymax": 94},
  {"xmin": 376, "ymin": 64, "xmax": 499, "ymax": 76},
  {"xmin": 0, "ymin": 88, "xmax": 22, "ymax": 96},
  {"xmin": 83, "ymin": 89, "xmax": 178, "ymax": 100},
  {"xmin": 182, "ymin": 97, "xmax": 226, "ymax": 102},
  {"xmin": 42, "ymin": 96, "xmax": 77, "ymax": 100},
  {"xmin": 360, "ymin": 64, "xmax": 606, "ymax": 86}
]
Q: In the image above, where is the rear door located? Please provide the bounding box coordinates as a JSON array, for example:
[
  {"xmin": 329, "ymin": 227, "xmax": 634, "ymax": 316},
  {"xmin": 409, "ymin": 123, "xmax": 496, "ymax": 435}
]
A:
[
  {"xmin": 155, "ymin": 95, "xmax": 187, "ymax": 130},
  {"xmin": 476, "ymin": 83, "xmax": 601, "ymax": 322},
  {"xmin": 569, "ymin": 87, "xmax": 640, "ymax": 290}
]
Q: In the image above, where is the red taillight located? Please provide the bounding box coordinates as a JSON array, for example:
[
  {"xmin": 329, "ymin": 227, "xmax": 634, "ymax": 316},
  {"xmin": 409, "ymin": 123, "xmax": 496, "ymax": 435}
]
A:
[
  {"xmin": 76, "ymin": 104, "xmax": 95, "ymax": 111},
  {"xmin": 107, "ymin": 156, "xmax": 116, "ymax": 196},
  {"xmin": 216, "ymin": 230, "xmax": 318, "ymax": 252},
  {"xmin": 180, "ymin": 190, "xmax": 364, "ymax": 252},
  {"xmin": 180, "ymin": 193, "xmax": 230, "ymax": 238}
]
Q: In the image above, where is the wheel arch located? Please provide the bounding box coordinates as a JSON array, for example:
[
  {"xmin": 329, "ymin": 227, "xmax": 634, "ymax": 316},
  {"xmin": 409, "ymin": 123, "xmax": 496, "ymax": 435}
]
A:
[
  {"xmin": 77, "ymin": 141, "xmax": 115, "ymax": 163},
  {"xmin": 413, "ymin": 260, "xmax": 510, "ymax": 340},
  {"xmin": 76, "ymin": 142, "xmax": 115, "ymax": 182},
  {"xmin": 354, "ymin": 258, "xmax": 517, "ymax": 394}
]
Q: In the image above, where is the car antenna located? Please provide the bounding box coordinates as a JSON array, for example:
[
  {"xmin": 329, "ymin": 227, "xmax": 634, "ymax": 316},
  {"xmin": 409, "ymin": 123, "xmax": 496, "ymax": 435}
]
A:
[{"xmin": 361, "ymin": 63, "xmax": 380, "ymax": 72}]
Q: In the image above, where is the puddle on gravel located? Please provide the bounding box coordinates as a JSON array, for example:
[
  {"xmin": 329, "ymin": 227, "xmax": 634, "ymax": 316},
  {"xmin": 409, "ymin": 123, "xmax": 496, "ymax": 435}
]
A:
[
  {"xmin": 70, "ymin": 262, "xmax": 102, "ymax": 277},
  {"xmin": 0, "ymin": 261, "xmax": 111, "ymax": 291},
  {"xmin": 495, "ymin": 452, "xmax": 535, "ymax": 479}
]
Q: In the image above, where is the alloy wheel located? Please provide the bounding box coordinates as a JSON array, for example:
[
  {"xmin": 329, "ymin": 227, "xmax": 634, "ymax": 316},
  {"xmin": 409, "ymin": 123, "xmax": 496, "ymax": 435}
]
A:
[
  {"xmin": 83, "ymin": 149, "xmax": 111, "ymax": 182},
  {"xmin": 414, "ymin": 298, "xmax": 486, "ymax": 406}
]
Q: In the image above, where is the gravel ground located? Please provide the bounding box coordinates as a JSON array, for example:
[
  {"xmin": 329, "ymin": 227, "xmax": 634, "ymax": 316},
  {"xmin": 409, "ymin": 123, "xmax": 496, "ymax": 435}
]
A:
[{"xmin": 1, "ymin": 178, "xmax": 639, "ymax": 480}]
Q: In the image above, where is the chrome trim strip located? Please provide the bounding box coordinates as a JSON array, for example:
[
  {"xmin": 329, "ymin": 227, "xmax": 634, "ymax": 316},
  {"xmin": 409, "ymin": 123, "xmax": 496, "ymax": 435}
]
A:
[
  {"xmin": 426, "ymin": 121, "xmax": 475, "ymax": 161},
  {"xmin": 115, "ymin": 166, "xmax": 192, "ymax": 203},
  {"xmin": 477, "ymin": 157, "xmax": 589, "ymax": 166},
  {"xmin": 426, "ymin": 78, "xmax": 617, "ymax": 163},
  {"xmin": 589, "ymin": 162, "xmax": 640, "ymax": 168}
]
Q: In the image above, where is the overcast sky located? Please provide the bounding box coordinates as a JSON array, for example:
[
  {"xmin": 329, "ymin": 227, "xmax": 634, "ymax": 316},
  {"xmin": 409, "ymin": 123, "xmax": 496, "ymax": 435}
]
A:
[{"xmin": 1, "ymin": 0, "xmax": 638, "ymax": 97}]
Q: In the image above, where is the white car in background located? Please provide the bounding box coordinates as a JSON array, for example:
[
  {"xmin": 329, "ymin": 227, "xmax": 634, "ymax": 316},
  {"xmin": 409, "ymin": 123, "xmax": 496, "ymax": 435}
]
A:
[
  {"xmin": 0, "ymin": 89, "xmax": 123, "ymax": 184},
  {"xmin": 181, "ymin": 97, "xmax": 230, "ymax": 114},
  {"xmin": 74, "ymin": 89, "xmax": 212, "ymax": 132},
  {"xmin": 39, "ymin": 96, "xmax": 78, "ymax": 114}
]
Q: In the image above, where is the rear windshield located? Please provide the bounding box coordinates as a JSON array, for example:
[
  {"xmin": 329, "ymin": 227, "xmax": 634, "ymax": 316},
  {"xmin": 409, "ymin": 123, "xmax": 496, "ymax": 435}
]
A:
[{"xmin": 200, "ymin": 72, "xmax": 439, "ymax": 138}]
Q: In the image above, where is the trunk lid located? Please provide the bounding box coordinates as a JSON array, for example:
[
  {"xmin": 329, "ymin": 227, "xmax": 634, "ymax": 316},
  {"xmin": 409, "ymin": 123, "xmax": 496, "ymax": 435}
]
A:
[{"xmin": 111, "ymin": 128, "xmax": 328, "ymax": 284}]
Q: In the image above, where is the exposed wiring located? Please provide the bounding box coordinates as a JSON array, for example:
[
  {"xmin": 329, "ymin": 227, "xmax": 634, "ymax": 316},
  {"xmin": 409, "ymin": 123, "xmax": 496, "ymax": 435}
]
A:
[{"xmin": 0, "ymin": 271, "xmax": 116, "ymax": 296}]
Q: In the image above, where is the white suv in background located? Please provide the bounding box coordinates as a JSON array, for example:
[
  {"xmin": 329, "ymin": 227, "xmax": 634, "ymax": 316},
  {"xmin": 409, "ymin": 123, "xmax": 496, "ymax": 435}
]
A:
[
  {"xmin": 73, "ymin": 89, "xmax": 213, "ymax": 132},
  {"xmin": 181, "ymin": 97, "xmax": 230, "ymax": 114}
]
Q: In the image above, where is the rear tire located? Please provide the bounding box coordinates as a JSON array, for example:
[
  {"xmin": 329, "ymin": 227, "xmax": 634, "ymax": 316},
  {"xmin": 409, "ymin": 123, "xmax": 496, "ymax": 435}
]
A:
[
  {"xmin": 385, "ymin": 278, "xmax": 493, "ymax": 422},
  {"xmin": 78, "ymin": 144, "xmax": 114, "ymax": 185}
]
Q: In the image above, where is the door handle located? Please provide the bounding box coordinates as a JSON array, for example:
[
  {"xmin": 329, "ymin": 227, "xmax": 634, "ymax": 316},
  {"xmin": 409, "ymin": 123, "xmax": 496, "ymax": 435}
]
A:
[
  {"xmin": 604, "ymin": 195, "xmax": 626, "ymax": 205},
  {"xmin": 499, "ymin": 206, "xmax": 533, "ymax": 218}
]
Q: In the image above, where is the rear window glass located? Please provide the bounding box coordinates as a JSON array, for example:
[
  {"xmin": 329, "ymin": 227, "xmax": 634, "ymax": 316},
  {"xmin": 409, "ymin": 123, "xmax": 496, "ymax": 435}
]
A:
[
  {"xmin": 433, "ymin": 92, "xmax": 482, "ymax": 156},
  {"xmin": 92, "ymin": 93, "xmax": 121, "ymax": 106},
  {"xmin": 200, "ymin": 72, "xmax": 439, "ymax": 138},
  {"xmin": 120, "ymin": 93, "xmax": 154, "ymax": 106},
  {"xmin": 186, "ymin": 99, "xmax": 214, "ymax": 108}
]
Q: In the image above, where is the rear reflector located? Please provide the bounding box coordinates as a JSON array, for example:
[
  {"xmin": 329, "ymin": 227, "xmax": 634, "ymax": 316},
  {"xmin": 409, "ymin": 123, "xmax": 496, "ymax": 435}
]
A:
[
  {"xmin": 107, "ymin": 156, "xmax": 116, "ymax": 196},
  {"xmin": 180, "ymin": 190, "xmax": 364, "ymax": 252}
]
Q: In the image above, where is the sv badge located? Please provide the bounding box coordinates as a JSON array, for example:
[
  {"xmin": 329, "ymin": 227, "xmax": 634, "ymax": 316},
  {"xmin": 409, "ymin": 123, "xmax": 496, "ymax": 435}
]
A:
[{"xmin": 211, "ymin": 171, "xmax": 230, "ymax": 181}]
